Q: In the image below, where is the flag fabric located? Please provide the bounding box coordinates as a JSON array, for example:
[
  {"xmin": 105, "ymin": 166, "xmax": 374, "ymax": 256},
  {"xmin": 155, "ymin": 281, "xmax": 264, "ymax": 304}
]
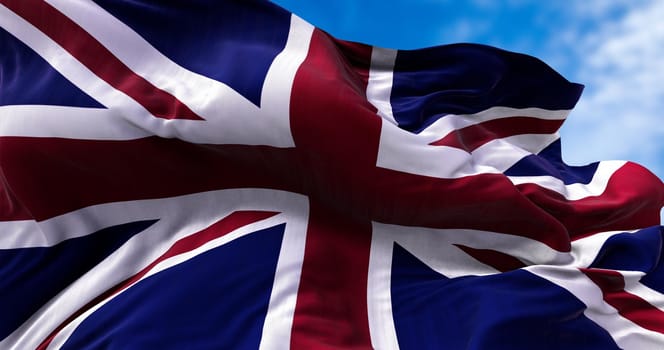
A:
[{"xmin": 1, "ymin": 0, "xmax": 664, "ymax": 349}]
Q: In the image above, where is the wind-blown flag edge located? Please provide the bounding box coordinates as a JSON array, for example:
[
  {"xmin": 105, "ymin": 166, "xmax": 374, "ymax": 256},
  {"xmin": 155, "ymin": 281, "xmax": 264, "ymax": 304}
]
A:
[{"xmin": 0, "ymin": 0, "xmax": 663, "ymax": 349}]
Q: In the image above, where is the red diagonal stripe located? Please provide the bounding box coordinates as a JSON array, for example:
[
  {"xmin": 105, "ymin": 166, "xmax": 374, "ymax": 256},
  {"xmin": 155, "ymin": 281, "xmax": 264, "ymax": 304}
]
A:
[
  {"xmin": 36, "ymin": 210, "xmax": 277, "ymax": 350},
  {"xmin": 582, "ymin": 268, "xmax": 664, "ymax": 334},
  {"xmin": 2, "ymin": 0, "xmax": 203, "ymax": 120},
  {"xmin": 430, "ymin": 117, "xmax": 564, "ymax": 152},
  {"xmin": 454, "ymin": 244, "xmax": 527, "ymax": 272}
]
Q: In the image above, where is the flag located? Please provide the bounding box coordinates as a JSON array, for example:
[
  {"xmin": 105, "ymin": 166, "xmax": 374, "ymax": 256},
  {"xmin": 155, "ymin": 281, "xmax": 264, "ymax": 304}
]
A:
[{"xmin": 1, "ymin": 0, "xmax": 663, "ymax": 349}]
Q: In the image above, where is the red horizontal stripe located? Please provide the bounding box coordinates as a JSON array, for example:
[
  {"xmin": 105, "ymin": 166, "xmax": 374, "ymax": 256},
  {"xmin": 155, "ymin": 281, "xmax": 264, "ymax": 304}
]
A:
[
  {"xmin": 37, "ymin": 210, "xmax": 276, "ymax": 350},
  {"xmin": 2, "ymin": 0, "xmax": 202, "ymax": 120},
  {"xmin": 582, "ymin": 268, "xmax": 664, "ymax": 334},
  {"xmin": 0, "ymin": 172, "xmax": 31, "ymax": 221},
  {"xmin": 516, "ymin": 162, "xmax": 664, "ymax": 240},
  {"xmin": 430, "ymin": 117, "xmax": 564, "ymax": 152},
  {"xmin": 0, "ymin": 136, "xmax": 297, "ymax": 221},
  {"xmin": 5, "ymin": 133, "xmax": 659, "ymax": 252},
  {"xmin": 0, "ymin": 133, "xmax": 576, "ymax": 250}
]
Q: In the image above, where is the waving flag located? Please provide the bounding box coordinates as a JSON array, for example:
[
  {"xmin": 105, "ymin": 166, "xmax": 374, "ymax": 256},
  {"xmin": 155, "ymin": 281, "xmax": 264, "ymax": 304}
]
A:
[{"xmin": 1, "ymin": 0, "xmax": 663, "ymax": 349}]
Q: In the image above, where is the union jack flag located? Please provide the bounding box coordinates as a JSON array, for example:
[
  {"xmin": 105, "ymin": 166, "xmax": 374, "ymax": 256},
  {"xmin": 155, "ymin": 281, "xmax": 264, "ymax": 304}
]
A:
[{"xmin": 1, "ymin": 0, "xmax": 663, "ymax": 349}]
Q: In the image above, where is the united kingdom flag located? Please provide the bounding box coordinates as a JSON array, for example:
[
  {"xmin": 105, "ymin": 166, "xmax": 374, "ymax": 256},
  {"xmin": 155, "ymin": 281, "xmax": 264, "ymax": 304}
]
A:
[{"xmin": 1, "ymin": 1, "xmax": 663, "ymax": 349}]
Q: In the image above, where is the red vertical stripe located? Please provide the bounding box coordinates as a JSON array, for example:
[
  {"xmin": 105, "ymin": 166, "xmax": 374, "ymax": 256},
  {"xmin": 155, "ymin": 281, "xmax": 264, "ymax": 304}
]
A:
[
  {"xmin": 287, "ymin": 29, "xmax": 575, "ymax": 252},
  {"xmin": 332, "ymin": 39, "xmax": 373, "ymax": 89},
  {"xmin": 289, "ymin": 29, "xmax": 375, "ymax": 348},
  {"xmin": 290, "ymin": 203, "xmax": 373, "ymax": 349}
]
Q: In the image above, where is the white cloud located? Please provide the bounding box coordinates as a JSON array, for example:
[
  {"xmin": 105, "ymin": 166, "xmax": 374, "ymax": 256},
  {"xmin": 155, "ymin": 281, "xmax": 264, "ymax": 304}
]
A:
[
  {"xmin": 558, "ymin": 0, "xmax": 664, "ymax": 182},
  {"xmin": 570, "ymin": 0, "xmax": 635, "ymax": 19},
  {"xmin": 438, "ymin": 18, "xmax": 491, "ymax": 44}
]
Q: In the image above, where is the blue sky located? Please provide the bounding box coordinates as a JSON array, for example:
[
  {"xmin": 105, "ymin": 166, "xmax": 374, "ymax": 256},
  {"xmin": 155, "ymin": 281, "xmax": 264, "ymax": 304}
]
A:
[{"xmin": 271, "ymin": 0, "xmax": 664, "ymax": 188}]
